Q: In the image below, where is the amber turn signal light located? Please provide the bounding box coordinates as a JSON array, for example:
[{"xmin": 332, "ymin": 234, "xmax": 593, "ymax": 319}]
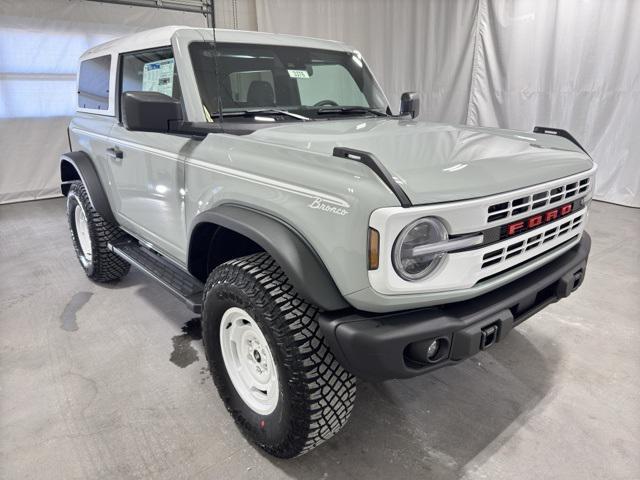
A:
[{"xmin": 368, "ymin": 227, "xmax": 380, "ymax": 270}]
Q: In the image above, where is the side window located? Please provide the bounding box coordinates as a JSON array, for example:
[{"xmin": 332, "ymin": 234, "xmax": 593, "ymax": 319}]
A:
[
  {"xmin": 78, "ymin": 55, "xmax": 111, "ymax": 110},
  {"xmin": 120, "ymin": 47, "xmax": 181, "ymax": 100},
  {"xmin": 297, "ymin": 63, "xmax": 367, "ymax": 107}
]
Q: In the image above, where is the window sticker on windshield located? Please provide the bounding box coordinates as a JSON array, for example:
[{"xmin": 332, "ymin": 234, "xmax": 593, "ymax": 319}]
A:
[
  {"xmin": 143, "ymin": 58, "xmax": 175, "ymax": 96},
  {"xmin": 287, "ymin": 69, "xmax": 309, "ymax": 79}
]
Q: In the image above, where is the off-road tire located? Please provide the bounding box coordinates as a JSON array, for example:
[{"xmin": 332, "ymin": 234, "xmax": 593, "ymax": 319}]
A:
[
  {"xmin": 66, "ymin": 181, "xmax": 130, "ymax": 282},
  {"xmin": 201, "ymin": 252, "xmax": 356, "ymax": 458}
]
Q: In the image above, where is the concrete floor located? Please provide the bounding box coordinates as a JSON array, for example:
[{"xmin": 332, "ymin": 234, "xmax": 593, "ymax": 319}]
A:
[{"xmin": 0, "ymin": 198, "xmax": 638, "ymax": 480}]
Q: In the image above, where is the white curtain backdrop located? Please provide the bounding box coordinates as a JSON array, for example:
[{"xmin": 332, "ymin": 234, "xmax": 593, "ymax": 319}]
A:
[
  {"xmin": 0, "ymin": 0, "xmax": 207, "ymax": 204},
  {"xmin": 256, "ymin": 0, "xmax": 640, "ymax": 207}
]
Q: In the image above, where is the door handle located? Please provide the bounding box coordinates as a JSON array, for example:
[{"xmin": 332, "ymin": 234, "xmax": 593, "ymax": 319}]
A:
[{"xmin": 106, "ymin": 147, "xmax": 123, "ymax": 160}]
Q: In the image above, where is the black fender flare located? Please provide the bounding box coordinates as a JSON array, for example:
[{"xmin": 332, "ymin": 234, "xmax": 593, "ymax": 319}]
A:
[
  {"xmin": 60, "ymin": 151, "xmax": 117, "ymax": 224},
  {"xmin": 189, "ymin": 204, "xmax": 349, "ymax": 311}
]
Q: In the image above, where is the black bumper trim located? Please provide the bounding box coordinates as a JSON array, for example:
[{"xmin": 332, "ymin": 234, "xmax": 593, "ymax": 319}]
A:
[{"xmin": 318, "ymin": 233, "xmax": 591, "ymax": 381}]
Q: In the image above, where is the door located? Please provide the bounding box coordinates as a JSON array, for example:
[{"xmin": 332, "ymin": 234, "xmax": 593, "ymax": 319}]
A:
[{"xmin": 105, "ymin": 46, "xmax": 191, "ymax": 262}]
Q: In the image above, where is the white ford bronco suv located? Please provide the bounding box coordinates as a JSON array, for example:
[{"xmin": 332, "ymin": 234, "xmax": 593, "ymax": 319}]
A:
[{"xmin": 61, "ymin": 26, "xmax": 595, "ymax": 457}]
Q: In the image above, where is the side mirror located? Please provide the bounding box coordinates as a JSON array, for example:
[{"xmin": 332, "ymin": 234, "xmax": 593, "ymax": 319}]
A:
[
  {"xmin": 121, "ymin": 91, "xmax": 182, "ymax": 132},
  {"xmin": 399, "ymin": 91, "xmax": 420, "ymax": 119}
]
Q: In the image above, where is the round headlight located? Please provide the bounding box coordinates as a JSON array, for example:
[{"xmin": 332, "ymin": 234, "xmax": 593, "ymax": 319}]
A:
[{"xmin": 392, "ymin": 217, "xmax": 448, "ymax": 281}]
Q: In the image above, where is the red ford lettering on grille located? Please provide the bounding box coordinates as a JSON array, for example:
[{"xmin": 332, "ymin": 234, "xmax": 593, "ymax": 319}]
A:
[{"xmin": 506, "ymin": 203, "xmax": 573, "ymax": 236}]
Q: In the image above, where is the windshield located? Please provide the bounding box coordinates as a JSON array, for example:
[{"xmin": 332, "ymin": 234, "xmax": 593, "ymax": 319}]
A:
[{"xmin": 189, "ymin": 42, "xmax": 388, "ymax": 120}]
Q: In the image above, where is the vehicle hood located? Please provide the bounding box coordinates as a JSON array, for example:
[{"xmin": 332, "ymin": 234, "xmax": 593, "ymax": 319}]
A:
[{"xmin": 247, "ymin": 118, "xmax": 594, "ymax": 204}]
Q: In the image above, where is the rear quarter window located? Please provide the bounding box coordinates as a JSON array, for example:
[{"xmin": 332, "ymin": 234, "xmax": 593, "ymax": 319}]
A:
[{"xmin": 78, "ymin": 55, "xmax": 111, "ymax": 110}]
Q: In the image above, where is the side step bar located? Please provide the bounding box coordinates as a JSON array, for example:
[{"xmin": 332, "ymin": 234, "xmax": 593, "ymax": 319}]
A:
[{"xmin": 108, "ymin": 239, "xmax": 204, "ymax": 313}]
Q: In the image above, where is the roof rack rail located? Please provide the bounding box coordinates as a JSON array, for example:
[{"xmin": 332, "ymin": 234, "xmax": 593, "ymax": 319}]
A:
[
  {"xmin": 333, "ymin": 147, "xmax": 412, "ymax": 207},
  {"xmin": 533, "ymin": 126, "xmax": 590, "ymax": 157}
]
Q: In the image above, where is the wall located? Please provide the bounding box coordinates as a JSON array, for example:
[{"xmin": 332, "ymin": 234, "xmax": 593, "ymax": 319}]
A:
[{"xmin": 214, "ymin": 0, "xmax": 258, "ymax": 30}]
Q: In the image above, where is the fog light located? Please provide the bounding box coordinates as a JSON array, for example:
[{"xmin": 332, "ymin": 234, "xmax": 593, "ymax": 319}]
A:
[
  {"xmin": 426, "ymin": 339, "xmax": 439, "ymax": 359},
  {"xmin": 405, "ymin": 336, "xmax": 450, "ymax": 366}
]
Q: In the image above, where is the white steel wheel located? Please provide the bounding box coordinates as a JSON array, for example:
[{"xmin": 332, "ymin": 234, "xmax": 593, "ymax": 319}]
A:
[
  {"xmin": 74, "ymin": 203, "xmax": 92, "ymax": 261},
  {"xmin": 219, "ymin": 307, "xmax": 279, "ymax": 415}
]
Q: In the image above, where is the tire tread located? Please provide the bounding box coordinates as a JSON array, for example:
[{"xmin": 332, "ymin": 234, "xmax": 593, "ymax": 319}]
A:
[
  {"xmin": 203, "ymin": 252, "xmax": 356, "ymax": 457},
  {"xmin": 67, "ymin": 181, "xmax": 130, "ymax": 282}
]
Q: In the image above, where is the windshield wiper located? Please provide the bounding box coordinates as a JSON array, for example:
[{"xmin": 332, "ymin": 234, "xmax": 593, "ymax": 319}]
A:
[
  {"xmin": 316, "ymin": 106, "xmax": 388, "ymax": 117},
  {"xmin": 217, "ymin": 109, "xmax": 309, "ymax": 121}
]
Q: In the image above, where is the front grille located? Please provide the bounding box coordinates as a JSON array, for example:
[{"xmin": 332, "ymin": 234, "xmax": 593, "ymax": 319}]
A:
[
  {"xmin": 487, "ymin": 176, "xmax": 590, "ymax": 223},
  {"xmin": 481, "ymin": 212, "xmax": 584, "ymax": 269}
]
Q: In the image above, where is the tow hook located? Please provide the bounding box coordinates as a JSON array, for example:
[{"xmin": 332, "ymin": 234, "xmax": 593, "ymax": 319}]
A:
[{"xmin": 480, "ymin": 324, "xmax": 499, "ymax": 350}]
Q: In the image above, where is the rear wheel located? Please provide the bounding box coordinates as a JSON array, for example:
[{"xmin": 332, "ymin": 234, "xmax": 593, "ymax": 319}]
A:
[
  {"xmin": 202, "ymin": 253, "xmax": 356, "ymax": 458},
  {"xmin": 66, "ymin": 181, "xmax": 130, "ymax": 282}
]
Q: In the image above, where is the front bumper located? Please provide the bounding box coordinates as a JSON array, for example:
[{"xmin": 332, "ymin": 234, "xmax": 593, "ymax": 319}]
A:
[{"xmin": 318, "ymin": 232, "xmax": 591, "ymax": 381}]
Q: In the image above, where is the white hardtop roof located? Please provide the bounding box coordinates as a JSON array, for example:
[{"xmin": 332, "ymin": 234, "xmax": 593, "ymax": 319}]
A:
[{"xmin": 80, "ymin": 25, "xmax": 353, "ymax": 60}]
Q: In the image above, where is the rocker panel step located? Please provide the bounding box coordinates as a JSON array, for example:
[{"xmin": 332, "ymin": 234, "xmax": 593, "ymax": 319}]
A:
[{"xmin": 108, "ymin": 240, "xmax": 203, "ymax": 313}]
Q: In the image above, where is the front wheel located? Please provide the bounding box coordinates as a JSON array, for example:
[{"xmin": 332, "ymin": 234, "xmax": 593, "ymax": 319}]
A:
[{"xmin": 202, "ymin": 253, "xmax": 356, "ymax": 458}]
